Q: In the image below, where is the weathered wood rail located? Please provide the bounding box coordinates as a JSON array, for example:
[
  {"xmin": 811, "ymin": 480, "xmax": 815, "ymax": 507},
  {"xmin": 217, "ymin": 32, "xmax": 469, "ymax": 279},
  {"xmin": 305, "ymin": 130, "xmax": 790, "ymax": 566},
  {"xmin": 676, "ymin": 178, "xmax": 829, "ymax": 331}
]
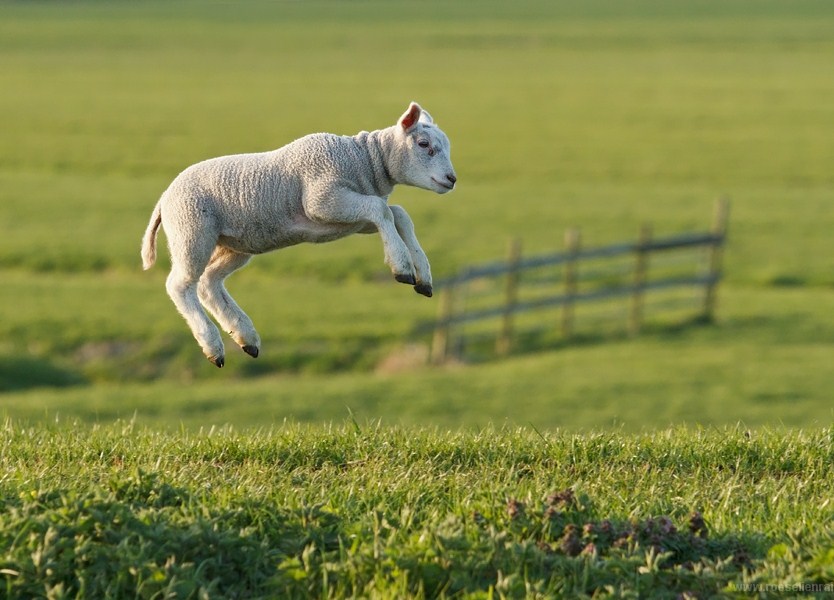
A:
[{"xmin": 423, "ymin": 198, "xmax": 729, "ymax": 363}]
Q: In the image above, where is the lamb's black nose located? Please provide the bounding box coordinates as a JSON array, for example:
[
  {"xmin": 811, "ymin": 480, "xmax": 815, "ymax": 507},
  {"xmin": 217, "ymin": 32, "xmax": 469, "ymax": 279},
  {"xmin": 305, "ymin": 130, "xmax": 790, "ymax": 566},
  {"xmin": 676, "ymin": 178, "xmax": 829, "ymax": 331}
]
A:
[{"xmin": 446, "ymin": 174, "xmax": 457, "ymax": 185}]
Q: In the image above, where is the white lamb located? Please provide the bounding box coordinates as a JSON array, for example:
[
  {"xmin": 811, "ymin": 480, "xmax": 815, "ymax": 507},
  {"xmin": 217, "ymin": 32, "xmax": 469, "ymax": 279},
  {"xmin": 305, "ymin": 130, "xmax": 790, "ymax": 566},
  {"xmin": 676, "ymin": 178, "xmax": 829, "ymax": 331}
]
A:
[{"xmin": 141, "ymin": 102, "xmax": 457, "ymax": 367}]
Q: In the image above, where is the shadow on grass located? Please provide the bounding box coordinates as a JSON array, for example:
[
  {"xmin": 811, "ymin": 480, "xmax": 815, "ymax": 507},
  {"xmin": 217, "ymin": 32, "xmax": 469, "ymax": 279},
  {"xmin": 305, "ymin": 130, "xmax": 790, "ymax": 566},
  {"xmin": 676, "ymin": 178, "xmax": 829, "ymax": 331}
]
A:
[
  {"xmin": 443, "ymin": 314, "xmax": 718, "ymax": 364},
  {"xmin": 0, "ymin": 477, "xmax": 768, "ymax": 598},
  {"xmin": 0, "ymin": 355, "xmax": 86, "ymax": 392}
]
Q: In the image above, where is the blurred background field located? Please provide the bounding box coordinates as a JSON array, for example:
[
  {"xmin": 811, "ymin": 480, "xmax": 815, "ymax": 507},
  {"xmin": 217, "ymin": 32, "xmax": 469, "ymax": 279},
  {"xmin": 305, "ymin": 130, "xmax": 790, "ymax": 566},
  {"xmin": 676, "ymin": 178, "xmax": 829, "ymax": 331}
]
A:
[{"xmin": 2, "ymin": 0, "xmax": 834, "ymax": 431}]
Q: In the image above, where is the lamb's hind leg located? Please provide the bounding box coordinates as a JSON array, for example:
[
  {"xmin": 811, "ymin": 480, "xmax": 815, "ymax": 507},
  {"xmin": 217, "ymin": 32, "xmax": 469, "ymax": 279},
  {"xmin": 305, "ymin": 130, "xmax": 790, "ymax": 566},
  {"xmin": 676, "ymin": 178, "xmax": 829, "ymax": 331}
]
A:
[
  {"xmin": 198, "ymin": 247, "xmax": 261, "ymax": 358},
  {"xmin": 166, "ymin": 257, "xmax": 226, "ymax": 368}
]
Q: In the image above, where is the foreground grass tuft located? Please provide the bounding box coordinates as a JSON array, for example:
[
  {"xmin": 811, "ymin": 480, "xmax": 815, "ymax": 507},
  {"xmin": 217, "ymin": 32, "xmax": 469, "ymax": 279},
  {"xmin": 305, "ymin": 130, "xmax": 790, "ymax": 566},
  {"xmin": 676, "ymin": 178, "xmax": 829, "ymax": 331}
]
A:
[{"xmin": 1, "ymin": 421, "xmax": 832, "ymax": 598}]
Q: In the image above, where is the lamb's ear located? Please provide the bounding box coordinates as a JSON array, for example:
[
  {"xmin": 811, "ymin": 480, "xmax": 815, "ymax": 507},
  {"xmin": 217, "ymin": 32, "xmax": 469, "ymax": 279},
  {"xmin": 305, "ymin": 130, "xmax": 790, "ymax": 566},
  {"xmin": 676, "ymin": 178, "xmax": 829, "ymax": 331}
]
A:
[
  {"xmin": 418, "ymin": 109, "xmax": 434, "ymax": 125},
  {"xmin": 398, "ymin": 102, "xmax": 422, "ymax": 132}
]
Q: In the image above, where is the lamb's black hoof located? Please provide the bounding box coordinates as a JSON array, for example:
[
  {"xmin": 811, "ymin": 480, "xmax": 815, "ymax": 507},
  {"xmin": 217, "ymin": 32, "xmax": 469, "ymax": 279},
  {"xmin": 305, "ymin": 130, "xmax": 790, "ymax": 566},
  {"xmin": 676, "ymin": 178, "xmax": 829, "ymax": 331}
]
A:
[
  {"xmin": 209, "ymin": 355, "xmax": 225, "ymax": 368},
  {"xmin": 395, "ymin": 273, "xmax": 417, "ymax": 286},
  {"xmin": 414, "ymin": 283, "xmax": 433, "ymax": 298},
  {"xmin": 242, "ymin": 345, "xmax": 259, "ymax": 358}
]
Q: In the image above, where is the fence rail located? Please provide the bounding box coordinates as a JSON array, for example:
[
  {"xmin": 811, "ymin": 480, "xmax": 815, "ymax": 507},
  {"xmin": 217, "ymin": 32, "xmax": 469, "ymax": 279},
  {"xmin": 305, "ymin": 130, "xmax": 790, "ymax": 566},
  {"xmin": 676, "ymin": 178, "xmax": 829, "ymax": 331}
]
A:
[{"xmin": 423, "ymin": 198, "xmax": 729, "ymax": 363}]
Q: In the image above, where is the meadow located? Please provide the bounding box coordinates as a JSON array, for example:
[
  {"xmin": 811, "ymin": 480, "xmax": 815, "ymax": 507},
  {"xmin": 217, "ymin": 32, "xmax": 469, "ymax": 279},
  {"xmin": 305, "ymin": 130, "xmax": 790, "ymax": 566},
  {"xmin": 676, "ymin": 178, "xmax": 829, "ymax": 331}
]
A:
[
  {"xmin": 1, "ymin": 0, "xmax": 834, "ymax": 430},
  {"xmin": 2, "ymin": 422, "xmax": 834, "ymax": 598},
  {"xmin": 2, "ymin": 0, "xmax": 834, "ymax": 595}
]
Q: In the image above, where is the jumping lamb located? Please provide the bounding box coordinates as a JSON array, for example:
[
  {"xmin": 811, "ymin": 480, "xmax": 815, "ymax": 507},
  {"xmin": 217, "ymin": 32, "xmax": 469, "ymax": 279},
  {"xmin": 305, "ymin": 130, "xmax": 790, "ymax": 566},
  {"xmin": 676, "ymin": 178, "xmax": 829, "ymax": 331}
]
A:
[{"xmin": 141, "ymin": 102, "xmax": 457, "ymax": 367}]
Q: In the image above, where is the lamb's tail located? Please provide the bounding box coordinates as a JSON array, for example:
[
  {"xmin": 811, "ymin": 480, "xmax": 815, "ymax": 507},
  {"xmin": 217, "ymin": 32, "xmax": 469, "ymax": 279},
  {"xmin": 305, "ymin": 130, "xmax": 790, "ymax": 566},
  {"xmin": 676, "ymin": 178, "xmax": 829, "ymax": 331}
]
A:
[{"xmin": 141, "ymin": 200, "xmax": 163, "ymax": 270}]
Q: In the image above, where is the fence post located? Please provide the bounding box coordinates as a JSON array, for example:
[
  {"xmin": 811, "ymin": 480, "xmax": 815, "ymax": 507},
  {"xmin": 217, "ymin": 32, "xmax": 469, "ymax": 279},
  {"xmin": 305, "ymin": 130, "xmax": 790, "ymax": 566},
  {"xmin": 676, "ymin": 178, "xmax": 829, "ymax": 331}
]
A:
[
  {"xmin": 430, "ymin": 283, "xmax": 455, "ymax": 364},
  {"xmin": 561, "ymin": 228, "xmax": 581, "ymax": 338},
  {"xmin": 703, "ymin": 196, "xmax": 730, "ymax": 322},
  {"xmin": 496, "ymin": 238, "xmax": 523, "ymax": 356},
  {"xmin": 629, "ymin": 223, "xmax": 653, "ymax": 336}
]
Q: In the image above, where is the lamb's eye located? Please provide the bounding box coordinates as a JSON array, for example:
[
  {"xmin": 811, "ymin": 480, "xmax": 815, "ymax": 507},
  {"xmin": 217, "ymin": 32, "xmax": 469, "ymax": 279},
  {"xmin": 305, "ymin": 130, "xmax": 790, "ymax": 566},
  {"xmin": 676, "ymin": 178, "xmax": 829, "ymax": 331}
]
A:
[{"xmin": 417, "ymin": 140, "xmax": 430, "ymax": 148}]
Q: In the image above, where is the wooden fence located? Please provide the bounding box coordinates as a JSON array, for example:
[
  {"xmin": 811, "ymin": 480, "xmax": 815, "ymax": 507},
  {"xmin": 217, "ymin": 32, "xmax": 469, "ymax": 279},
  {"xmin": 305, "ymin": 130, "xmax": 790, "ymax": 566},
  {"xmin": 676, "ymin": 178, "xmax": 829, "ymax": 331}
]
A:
[{"xmin": 423, "ymin": 198, "xmax": 730, "ymax": 364}]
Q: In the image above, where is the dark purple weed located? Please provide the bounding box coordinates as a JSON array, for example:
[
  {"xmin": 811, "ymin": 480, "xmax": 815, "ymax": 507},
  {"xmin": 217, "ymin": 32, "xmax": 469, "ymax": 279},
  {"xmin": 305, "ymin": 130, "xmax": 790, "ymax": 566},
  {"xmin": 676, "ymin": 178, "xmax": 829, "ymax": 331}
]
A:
[
  {"xmin": 689, "ymin": 511, "xmax": 708, "ymax": 538},
  {"xmin": 506, "ymin": 498, "xmax": 525, "ymax": 520}
]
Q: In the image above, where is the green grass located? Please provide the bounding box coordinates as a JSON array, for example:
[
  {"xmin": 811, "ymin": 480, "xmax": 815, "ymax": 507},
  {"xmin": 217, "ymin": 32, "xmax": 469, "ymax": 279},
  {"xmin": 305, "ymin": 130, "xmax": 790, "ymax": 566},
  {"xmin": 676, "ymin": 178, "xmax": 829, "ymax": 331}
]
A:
[
  {"xmin": 3, "ymin": 278, "xmax": 834, "ymax": 431},
  {"xmin": 2, "ymin": 0, "xmax": 834, "ymax": 281},
  {"xmin": 2, "ymin": 421, "xmax": 833, "ymax": 598},
  {"xmin": 1, "ymin": 0, "xmax": 834, "ymax": 430}
]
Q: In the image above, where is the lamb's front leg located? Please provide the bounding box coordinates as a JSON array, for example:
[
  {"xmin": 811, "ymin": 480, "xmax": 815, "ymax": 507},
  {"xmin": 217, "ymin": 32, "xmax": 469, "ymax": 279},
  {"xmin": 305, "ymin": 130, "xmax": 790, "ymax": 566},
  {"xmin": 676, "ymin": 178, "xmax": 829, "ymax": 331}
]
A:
[
  {"xmin": 390, "ymin": 205, "xmax": 432, "ymax": 297},
  {"xmin": 306, "ymin": 190, "xmax": 416, "ymax": 284}
]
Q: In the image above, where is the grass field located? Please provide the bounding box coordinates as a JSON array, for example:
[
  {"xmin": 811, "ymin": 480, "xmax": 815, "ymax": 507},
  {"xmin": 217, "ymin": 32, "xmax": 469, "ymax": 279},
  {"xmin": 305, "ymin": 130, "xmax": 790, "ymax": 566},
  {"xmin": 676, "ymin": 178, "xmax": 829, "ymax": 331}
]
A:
[
  {"xmin": 2, "ymin": 1, "xmax": 834, "ymax": 595},
  {"xmin": 2, "ymin": 422, "xmax": 834, "ymax": 598},
  {"xmin": 1, "ymin": 0, "xmax": 834, "ymax": 430}
]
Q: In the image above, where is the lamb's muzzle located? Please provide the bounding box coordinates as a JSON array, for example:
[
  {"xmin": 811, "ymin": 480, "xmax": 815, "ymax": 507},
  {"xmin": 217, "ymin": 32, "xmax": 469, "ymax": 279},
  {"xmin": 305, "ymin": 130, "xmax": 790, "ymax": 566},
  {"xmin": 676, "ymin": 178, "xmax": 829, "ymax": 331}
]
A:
[{"xmin": 433, "ymin": 173, "xmax": 457, "ymax": 191}]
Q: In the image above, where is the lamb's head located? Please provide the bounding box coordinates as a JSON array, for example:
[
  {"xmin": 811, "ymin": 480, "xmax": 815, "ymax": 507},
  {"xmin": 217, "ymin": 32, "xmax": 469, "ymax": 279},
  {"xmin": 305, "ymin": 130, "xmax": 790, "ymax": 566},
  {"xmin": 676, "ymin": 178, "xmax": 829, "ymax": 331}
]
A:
[{"xmin": 392, "ymin": 102, "xmax": 457, "ymax": 194}]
